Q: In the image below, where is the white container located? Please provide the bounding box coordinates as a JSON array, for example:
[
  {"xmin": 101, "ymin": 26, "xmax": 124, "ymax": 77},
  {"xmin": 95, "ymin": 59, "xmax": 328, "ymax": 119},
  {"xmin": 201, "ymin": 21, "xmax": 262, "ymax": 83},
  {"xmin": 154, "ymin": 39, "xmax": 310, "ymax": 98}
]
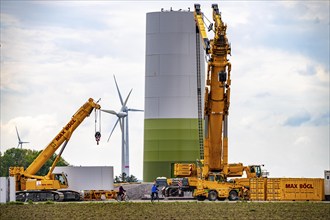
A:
[
  {"xmin": 0, "ymin": 177, "xmax": 7, "ymax": 203},
  {"xmin": 0, "ymin": 177, "xmax": 15, "ymax": 203},
  {"xmin": 325, "ymin": 170, "xmax": 330, "ymax": 200},
  {"xmin": 53, "ymin": 166, "xmax": 114, "ymax": 191}
]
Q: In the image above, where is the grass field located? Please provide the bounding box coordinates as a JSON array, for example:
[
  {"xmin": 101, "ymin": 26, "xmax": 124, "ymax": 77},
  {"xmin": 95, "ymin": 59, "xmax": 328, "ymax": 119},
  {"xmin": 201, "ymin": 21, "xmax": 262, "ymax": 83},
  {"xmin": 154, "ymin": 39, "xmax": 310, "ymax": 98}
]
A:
[{"xmin": 1, "ymin": 201, "xmax": 329, "ymax": 219}]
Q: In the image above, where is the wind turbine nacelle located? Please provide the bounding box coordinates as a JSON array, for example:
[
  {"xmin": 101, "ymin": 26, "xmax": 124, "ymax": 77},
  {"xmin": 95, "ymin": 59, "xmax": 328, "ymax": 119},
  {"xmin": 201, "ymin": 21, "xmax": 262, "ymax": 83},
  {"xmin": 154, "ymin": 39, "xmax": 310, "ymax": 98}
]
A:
[{"xmin": 117, "ymin": 112, "xmax": 128, "ymax": 118}]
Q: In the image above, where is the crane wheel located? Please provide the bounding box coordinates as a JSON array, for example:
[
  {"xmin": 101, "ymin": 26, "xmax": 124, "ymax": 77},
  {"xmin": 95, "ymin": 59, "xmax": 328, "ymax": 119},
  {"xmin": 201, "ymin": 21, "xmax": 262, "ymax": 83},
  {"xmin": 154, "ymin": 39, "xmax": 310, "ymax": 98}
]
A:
[
  {"xmin": 208, "ymin": 190, "xmax": 218, "ymax": 201},
  {"xmin": 196, "ymin": 195, "xmax": 206, "ymax": 201},
  {"xmin": 169, "ymin": 188, "xmax": 179, "ymax": 197},
  {"xmin": 54, "ymin": 193, "xmax": 60, "ymax": 201},
  {"xmin": 228, "ymin": 190, "xmax": 238, "ymax": 201}
]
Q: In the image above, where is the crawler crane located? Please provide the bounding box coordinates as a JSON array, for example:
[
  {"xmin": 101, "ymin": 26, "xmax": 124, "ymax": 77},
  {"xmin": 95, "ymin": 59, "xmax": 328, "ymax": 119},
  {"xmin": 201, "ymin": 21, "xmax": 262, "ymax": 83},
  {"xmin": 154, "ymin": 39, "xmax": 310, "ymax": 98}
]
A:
[
  {"xmin": 159, "ymin": 4, "xmax": 264, "ymax": 200},
  {"xmin": 10, "ymin": 98, "xmax": 101, "ymax": 202}
]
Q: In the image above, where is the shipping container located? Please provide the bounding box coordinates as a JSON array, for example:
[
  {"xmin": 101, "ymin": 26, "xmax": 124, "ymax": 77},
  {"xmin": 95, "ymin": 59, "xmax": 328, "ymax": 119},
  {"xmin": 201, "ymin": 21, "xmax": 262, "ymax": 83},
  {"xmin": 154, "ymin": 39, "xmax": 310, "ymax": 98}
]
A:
[
  {"xmin": 325, "ymin": 170, "xmax": 330, "ymax": 201},
  {"xmin": 266, "ymin": 178, "xmax": 324, "ymax": 201},
  {"xmin": 249, "ymin": 178, "xmax": 267, "ymax": 201},
  {"xmin": 266, "ymin": 178, "xmax": 281, "ymax": 201}
]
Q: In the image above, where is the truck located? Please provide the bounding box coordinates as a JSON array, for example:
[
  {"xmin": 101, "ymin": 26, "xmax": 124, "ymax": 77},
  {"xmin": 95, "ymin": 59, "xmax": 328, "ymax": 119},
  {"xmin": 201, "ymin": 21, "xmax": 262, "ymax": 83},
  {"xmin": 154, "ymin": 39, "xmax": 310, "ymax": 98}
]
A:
[
  {"xmin": 160, "ymin": 163, "xmax": 264, "ymax": 197},
  {"xmin": 9, "ymin": 98, "xmax": 102, "ymax": 202}
]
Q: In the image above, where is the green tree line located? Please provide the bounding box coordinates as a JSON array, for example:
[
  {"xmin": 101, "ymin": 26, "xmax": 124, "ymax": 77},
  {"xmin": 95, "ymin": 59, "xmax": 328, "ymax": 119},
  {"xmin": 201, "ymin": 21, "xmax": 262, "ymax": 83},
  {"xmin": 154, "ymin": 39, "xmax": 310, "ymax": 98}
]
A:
[
  {"xmin": 114, "ymin": 172, "xmax": 138, "ymax": 183},
  {"xmin": 0, "ymin": 148, "xmax": 69, "ymax": 177}
]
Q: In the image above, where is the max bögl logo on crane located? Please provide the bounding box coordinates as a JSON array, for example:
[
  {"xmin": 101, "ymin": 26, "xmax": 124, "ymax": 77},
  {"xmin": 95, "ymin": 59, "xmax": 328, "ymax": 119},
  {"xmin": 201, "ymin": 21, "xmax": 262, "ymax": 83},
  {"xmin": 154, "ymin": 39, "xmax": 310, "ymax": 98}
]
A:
[
  {"xmin": 285, "ymin": 183, "xmax": 314, "ymax": 189},
  {"xmin": 55, "ymin": 119, "xmax": 77, "ymax": 141}
]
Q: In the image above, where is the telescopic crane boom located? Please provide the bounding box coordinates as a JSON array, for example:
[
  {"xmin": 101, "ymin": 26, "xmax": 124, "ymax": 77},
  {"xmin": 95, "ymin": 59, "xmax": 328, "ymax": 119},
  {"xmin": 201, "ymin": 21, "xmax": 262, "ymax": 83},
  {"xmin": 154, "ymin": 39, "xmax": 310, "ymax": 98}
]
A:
[{"xmin": 194, "ymin": 3, "xmax": 232, "ymax": 179}]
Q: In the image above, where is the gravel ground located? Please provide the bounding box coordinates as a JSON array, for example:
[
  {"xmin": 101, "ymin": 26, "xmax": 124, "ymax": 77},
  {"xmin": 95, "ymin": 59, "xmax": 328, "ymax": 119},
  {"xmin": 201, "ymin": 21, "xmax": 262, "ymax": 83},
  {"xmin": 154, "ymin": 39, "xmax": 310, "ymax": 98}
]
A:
[{"xmin": 114, "ymin": 183, "xmax": 153, "ymax": 200}]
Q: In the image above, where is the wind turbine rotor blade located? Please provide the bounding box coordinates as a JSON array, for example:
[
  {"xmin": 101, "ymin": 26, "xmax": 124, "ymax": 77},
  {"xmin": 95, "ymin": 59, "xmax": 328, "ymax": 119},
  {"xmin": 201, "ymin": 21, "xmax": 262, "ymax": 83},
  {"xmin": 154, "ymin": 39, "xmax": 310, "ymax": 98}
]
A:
[
  {"xmin": 128, "ymin": 108, "xmax": 144, "ymax": 112},
  {"xmin": 119, "ymin": 118, "xmax": 124, "ymax": 135},
  {"xmin": 101, "ymin": 109, "xmax": 118, "ymax": 115},
  {"xmin": 114, "ymin": 75, "xmax": 124, "ymax": 106},
  {"xmin": 15, "ymin": 126, "xmax": 22, "ymax": 142},
  {"xmin": 107, "ymin": 118, "xmax": 120, "ymax": 142},
  {"xmin": 121, "ymin": 89, "xmax": 133, "ymax": 111}
]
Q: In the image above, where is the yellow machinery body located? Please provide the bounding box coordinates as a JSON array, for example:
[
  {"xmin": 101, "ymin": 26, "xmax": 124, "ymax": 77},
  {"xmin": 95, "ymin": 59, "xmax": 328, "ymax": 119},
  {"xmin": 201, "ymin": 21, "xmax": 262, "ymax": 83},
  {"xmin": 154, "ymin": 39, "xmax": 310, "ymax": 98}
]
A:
[{"xmin": 164, "ymin": 4, "xmax": 326, "ymax": 202}]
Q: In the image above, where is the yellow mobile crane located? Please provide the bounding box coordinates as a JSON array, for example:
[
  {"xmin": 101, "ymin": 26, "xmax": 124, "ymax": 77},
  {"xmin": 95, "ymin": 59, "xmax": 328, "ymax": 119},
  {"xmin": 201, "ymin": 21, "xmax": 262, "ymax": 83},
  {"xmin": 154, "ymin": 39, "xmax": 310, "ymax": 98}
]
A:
[
  {"xmin": 10, "ymin": 98, "xmax": 101, "ymax": 202},
  {"xmin": 159, "ymin": 4, "xmax": 264, "ymax": 199},
  {"xmin": 192, "ymin": 4, "xmax": 264, "ymax": 201}
]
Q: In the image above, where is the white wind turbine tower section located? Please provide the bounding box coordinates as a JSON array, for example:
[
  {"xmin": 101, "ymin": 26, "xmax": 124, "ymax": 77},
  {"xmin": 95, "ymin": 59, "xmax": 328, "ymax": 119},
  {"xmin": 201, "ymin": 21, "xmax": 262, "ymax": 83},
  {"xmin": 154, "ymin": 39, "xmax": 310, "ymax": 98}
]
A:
[
  {"xmin": 16, "ymin": 126, "xmax": 29, "ymax": 149},
  {"xmin": 102, "ymin": 75, "xmax": 143, "ymax": 177}
]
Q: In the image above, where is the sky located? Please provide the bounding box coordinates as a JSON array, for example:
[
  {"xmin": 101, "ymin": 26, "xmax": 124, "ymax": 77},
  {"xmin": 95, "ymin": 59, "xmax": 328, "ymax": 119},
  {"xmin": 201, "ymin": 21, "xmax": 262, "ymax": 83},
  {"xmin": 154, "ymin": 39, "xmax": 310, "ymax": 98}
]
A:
[{"xmin": 1, "ymin": 1, "xmax": 329, "ymax": 180}]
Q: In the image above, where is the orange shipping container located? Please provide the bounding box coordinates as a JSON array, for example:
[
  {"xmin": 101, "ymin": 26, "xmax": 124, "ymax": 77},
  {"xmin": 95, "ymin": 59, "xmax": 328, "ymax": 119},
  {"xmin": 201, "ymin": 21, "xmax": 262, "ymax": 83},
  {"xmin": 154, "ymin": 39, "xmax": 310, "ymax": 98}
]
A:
[
  {"xmin": 250, "ymin": 178, "xmax": 267, "ymax": 201},
  {"xmin": 266, "ymin": 178, "xmax": 324, "ymax": 201}
]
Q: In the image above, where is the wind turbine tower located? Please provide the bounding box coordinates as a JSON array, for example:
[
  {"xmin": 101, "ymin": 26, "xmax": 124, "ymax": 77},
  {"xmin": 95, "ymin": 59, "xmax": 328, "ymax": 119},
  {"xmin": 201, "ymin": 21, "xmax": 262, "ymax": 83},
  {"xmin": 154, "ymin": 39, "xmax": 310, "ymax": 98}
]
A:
[{"xmin": 102, "ymin": 76, "xmax": 143, "ymax": 176}]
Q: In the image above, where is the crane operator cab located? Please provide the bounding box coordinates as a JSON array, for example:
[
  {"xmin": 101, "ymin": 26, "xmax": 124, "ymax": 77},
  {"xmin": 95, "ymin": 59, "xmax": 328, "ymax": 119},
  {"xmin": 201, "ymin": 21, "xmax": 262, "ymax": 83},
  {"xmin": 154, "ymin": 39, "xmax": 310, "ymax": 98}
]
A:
[
  {"xmin": 246, "ymin": 165, "xmax": 268, "ymax": 178},
  {"xmin": 54, "ymin": 173, "xmax": 69, "ymax": 188},
  {"xmin": 249, "ymin": 165, "xmax": 261, "ymax": 178},
  {"xmin": 208, "ymin": 173, "xmax": 226, "ymax": 182}
]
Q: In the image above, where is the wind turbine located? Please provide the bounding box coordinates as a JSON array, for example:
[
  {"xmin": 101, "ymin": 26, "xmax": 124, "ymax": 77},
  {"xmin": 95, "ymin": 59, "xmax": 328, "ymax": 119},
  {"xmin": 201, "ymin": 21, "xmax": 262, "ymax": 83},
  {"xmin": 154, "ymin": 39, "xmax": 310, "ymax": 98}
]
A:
[
  {"xmin": 15, "ymin": 126, "xmax": 29, "ymax": 149},
  {"xmin": 102, "ymin": 75, "xmax": 143, "ymax": 177}
]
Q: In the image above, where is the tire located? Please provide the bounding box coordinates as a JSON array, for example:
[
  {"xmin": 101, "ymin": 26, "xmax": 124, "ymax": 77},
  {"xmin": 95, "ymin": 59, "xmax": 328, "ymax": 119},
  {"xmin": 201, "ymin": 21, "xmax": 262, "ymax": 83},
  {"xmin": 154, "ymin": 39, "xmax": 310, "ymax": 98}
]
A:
[
  {"xmin": 228, "ymin": 190, "xmax": 238, "ymax": 201},
  {"xmin": 196, "ymin": 196, "xmax": 206, "ymax": 201},
  {"xmin": 75, "ymin": 193, "xmax": 81, "ymax": 201},
  {"xmin": 54, "ymin": 193, "xmax": 60, "ymax": 201},
  {"xmin": 16, "ymin": 192, "xmax": 26, "ymax": 202},
  {"xmin": 208, "ymin": 191, "xmax": 218, "ymax": 201},
  {"xmin": 169, "ymin": 188, "xmax": 179, "ymax": 196}
]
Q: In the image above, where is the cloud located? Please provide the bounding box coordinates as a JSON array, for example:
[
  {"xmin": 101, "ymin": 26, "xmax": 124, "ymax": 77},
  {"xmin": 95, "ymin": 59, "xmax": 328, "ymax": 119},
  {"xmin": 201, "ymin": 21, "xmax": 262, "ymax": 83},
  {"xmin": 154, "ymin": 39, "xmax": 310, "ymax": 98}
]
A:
[
  {"xmin": 310, "ymin": 111, "xmax": 330, "ymax": 126},
  {"xmin": 227, "ymin": 1, "xmax": 329, "ymax": 69},
  {"xmin": 284, "ymin": 111, "xmax": 311, "ymax": 127}
]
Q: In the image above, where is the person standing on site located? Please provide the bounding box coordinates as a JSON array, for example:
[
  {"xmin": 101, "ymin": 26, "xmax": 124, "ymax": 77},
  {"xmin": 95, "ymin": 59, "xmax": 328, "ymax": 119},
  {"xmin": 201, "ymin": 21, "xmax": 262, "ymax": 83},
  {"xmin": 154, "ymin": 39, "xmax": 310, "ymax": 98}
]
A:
[{"xmin": 151, "ymin": 182, "xmax": 159, "ymax": 202}]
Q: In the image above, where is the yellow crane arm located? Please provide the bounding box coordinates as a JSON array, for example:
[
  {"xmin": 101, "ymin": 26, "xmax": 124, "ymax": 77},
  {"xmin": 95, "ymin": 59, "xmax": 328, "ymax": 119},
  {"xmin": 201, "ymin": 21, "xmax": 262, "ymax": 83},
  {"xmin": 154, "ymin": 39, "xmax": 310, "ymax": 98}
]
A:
[
  {"xmin": 194, "ymin": 4, "xmax": 210, "ymax": 53},
  {"xmin": 23, "ymin": 98, "xmax": 101, "ymax": 176},
  {"xmin": 194, "ymin": 4, "xmax": 232, "ymax": 178}
]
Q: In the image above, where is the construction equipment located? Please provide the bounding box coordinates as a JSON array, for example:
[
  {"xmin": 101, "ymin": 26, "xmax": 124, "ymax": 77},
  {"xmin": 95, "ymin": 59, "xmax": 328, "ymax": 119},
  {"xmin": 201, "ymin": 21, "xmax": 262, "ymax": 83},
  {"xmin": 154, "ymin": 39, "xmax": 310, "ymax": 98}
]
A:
[
  {"xmin": 160, "ymin": 163, "xmax": 264, "ymax": 197},
  {"xmin": 191, "ymin": 3, "xmax": 268, "ymax": 201},
  {"xmin": 159, "ymin": 4, "xmax": 327, "ymax": 202},
  {"xmin": 158, "ymin": 4, "xmax": 265, "ymax": 199},
  {"xmin": 9, "ymin": 98, "xmax": 101, "ymax": 202}
]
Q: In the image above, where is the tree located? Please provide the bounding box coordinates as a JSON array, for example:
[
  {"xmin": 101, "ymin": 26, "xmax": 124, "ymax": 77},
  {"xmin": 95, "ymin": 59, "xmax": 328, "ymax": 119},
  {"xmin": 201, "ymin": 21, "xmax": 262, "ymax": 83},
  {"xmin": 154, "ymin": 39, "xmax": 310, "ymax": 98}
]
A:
[
  {"xmin": 0, "ymin": 148, "xmax": 69, "ymax": 177},
  {"xmin": 114, "ymin": 172, "xmax": 138, "ymax": 183},
  {"xmin": 127, "ymin": 174, "xmax": 138, "ymax": 183}
]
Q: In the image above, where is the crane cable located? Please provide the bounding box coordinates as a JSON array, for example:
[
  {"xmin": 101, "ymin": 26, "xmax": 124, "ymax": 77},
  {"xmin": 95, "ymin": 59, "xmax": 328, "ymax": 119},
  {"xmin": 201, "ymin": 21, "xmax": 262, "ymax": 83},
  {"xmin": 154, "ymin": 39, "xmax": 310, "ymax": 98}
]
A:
[{"xmin": 95, "ymin": 109, "xmax": 101, "ymax": 145}]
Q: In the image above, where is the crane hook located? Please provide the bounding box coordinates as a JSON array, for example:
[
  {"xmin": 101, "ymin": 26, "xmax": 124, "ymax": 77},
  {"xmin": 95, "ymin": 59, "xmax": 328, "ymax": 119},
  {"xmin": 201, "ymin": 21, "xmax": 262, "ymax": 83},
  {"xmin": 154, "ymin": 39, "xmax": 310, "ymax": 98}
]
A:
[
  {"xmin": 95, "ymin": 108, "xmax": 102, "ymax": 145},
  {"xmin": 95, "ymin": 131, "xmax": 101, "ymax": 145}
]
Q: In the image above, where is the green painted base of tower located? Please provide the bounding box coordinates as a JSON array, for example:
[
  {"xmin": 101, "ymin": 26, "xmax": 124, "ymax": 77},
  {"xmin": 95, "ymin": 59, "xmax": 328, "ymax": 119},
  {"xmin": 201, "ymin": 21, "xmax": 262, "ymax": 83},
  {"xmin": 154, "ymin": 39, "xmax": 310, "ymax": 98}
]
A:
[{"xmin": 143, "ymin": 118, "xmax": 200, "ymax": 182}]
